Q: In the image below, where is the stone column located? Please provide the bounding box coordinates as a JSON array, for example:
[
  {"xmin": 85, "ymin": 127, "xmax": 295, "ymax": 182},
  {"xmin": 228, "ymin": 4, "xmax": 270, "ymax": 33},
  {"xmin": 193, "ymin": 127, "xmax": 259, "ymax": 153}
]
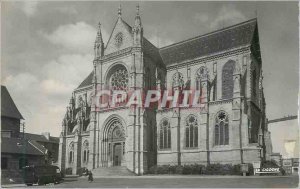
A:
[
  {"xmin": 200, "ymin": 76, "xmax": 209, "ymax": 164},
  {"xmin": 58, "ymin": 133, "xmax": 66, "ymax": 173},
  {"xmin": 232, "ymin": 61, "xmax": 243, "ymax": 163}
]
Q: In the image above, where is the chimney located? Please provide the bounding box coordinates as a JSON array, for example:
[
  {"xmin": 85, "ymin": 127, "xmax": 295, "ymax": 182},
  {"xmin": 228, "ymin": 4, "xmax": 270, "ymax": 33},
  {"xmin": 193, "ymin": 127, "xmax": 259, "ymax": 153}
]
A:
[{"xmin": 42, "ymin": 132, "xmax": 50, "ymax": 140}]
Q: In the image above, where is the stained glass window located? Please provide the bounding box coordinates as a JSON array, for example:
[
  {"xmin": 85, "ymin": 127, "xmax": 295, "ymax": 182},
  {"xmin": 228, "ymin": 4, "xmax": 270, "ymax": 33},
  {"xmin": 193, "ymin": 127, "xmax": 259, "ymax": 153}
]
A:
[
  {"xmin": 172, "ymin": 72, "xmax": 184, "ymax": 88},
  {"xmin": 159, "ymin": 119, "xmax": 171, "ymax": 149},
  {"xmin": 215, "ymin": 111, "xmax": 229, "ymax": 145},
  {"xmin": 185, "ymin": 115, "xmax": 198, "ymax": 148},
  {"xmin": 222, "ymin": 61, "xmax": 235, "ymax": 99},
  {"xmin": 110, "ymin": 68, "xmax": 129, "ymax": 90}
]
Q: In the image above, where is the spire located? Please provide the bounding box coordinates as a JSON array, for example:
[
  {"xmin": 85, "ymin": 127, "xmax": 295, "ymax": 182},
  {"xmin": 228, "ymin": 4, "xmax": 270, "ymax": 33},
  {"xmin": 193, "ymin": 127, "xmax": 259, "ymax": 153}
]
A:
[
  {"xmin": 134, "ymin": 4, "xmax": 142, "ymax": 27},
  {"xmin": 136, "ymin": 4, "xmax": 140, "ymax": 16},
  {"xmin": 133, "ymin": 4, "xmax": 143, "ymax": 47},
  {"xmin": 95, "ymin": 22, "xmax": 102, "ymax": 43},
  {"xmin": 94, "ymin": 22, "xmax": 104, "ymax": 59},
  {"xmin": 118, "ymin": 3, "xmax": 122, "ymax": 18}
]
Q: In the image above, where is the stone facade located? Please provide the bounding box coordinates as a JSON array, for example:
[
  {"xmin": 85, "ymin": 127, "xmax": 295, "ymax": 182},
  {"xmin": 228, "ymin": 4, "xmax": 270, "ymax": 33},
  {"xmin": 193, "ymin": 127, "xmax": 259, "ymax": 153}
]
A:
[{"xmin": 58, "ymin": 7, "xmax": 270, "ymax": 175}]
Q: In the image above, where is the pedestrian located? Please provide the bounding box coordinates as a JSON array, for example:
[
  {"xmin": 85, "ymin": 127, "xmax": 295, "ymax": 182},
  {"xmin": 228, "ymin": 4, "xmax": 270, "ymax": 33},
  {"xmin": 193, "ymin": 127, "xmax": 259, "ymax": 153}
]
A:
[{"xmin": 88, "ymin": 171, "xmax": 93, "ymax": 182}]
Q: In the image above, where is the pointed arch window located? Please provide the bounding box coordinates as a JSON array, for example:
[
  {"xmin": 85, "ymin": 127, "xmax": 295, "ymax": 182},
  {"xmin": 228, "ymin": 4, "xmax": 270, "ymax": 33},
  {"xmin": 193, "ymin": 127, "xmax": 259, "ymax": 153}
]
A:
[
  {"xmin": 222, "ymin": 60, "xmax": 235, "ymax": 99},
  {"xmin": 83, "ymin": 140, "xmax": 89, "ymax": 163},
  {"xmin": 159, "ymin": 119, "xmax": 171, "ymax": 149},
  {"xmin": 172, "ymin": 71, "xmax": 184, "ymax": 89},
  {"xmin": 69, "ymin": 142, "xmax": 74, "ymax": 163},
  {"xmin": 215, "ymin": 111, "xmax": 229, "ymax": 145},
  {"xmin": 252, "ymin": 69, "xmax": 257, "ymax": 98},
  {"xmin": 185, "ymin": 115, "xmax": 198, "ymax": 148},
  {"xmin": 196, "ymin": 66, "xmax": 208, "ymax": 103}
]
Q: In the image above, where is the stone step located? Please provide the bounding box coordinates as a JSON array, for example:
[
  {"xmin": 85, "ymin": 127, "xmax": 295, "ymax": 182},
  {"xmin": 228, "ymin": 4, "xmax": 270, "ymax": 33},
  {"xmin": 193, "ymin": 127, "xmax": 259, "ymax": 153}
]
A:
[{"xmin": 92, "ymin": 166, "xmax": 136, "ymax": 176}]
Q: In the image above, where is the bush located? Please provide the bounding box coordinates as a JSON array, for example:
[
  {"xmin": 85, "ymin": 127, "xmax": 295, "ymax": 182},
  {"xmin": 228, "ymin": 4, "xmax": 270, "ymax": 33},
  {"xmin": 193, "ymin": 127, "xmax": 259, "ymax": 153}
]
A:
[
  {"xmin": 175, "ymin": 165, "xmax": 183, "ymax": 174},
  {"xmin": 262, "ymin": 160, "xmax": 279, "ymax": 168},
  {"xmin": 169, "ymin": 165, "xmax": 177, "ymax": 174},
  {"xmin": 247, "ymin": 163, "xmax": 254, "ymax": 176},
  {"xmin": 148, "ymin": 165, "xmax": 158, "ymax": 174},
  {"xmin": 232, "ymin": 164, "xmax": 241, "ymax": 175},
  {"xmin": 156, "ymin": 165, "xmax": 170, "ymax": 174},
  {"xmin": 146, "ymin": 163, "xmax": 252, "ymax": 175}
]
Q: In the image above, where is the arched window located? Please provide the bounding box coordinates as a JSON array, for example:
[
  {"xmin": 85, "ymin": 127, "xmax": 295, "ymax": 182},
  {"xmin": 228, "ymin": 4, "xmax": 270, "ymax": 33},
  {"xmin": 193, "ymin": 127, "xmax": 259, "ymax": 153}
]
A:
[
  {"xmin": 159, "ymin": 119, "xmax": 171, "ymax": 149},
  {"xmin": 215, "ymin": 111, "xmax": 229, "ymax": 145},
  {"xmin": 252, "ymin": 69, "xmax": 257, "ymax": 98},
  {"xmin": 69, "ymin": 142, "xmax": 74, "ymax": 163},
  {"xmin": 196, "ymin": 66, "xmax": 208, "ymax": 103},
  {"xmin": 83, "ymin": 140, "xmax": 89, "ymax": 163},
  {"xmin": 172, "ymin": 71, "xmax": 184, "ymax": 88},
  {"xmin": 185, "ymin": 115, "xmax": 198, "ymax": 148},
  {"xmin": 145, "ymin": 67, "xmax": 151, "ymax": 89},
  {"xmin": 222, "ymin": 60, "xmax": 235, "ymax": 99},
  {"xmin": 108, "ymin": 65, "xmax": 129, "ymax": 90}
]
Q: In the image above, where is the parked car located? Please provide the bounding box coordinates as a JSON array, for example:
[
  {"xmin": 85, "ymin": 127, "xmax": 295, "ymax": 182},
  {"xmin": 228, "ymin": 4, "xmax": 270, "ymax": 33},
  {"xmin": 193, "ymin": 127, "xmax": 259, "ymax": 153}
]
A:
[{"xmin": 22, "ymin": 165, "xmax": 62, "ymax": 186}]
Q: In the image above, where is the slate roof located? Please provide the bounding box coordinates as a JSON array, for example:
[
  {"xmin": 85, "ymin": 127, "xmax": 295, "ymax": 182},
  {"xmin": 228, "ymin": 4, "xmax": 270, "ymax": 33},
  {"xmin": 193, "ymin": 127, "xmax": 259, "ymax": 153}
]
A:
[
  {"xmin": 77, "ymin": 71, "xmax": 94, "ymax": 89},
  {"xmin": 159, "ymin": 18, "xmax": 257, "ymax": 66},
  {"xmin": 76, "ymin": 19, "xmax": 257, "ymax": 90},
  {"xmin": 1, "ymin": 137, "xmax": 44, "ymax": 156},
  {"xmin": 28, "ymin": 140, "xmax": 48, "ymax": 154},
  {"xmin": 24, "ymin": 133, "xmax": 59, "ymax": 144},
  {"xmin": 1, "ymin": 86, "xmax": 24, "ymax": 119}
]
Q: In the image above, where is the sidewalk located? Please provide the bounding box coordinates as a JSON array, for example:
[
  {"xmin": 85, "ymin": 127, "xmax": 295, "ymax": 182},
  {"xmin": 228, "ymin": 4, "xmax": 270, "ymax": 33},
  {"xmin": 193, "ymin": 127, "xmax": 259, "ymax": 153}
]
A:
[
  {"xmin": 1, "ymin": 184, "xmax": 26, "ymax": 188},
  {"xmin": 78, "ymin": 174, "xmax": 295, "ymax": 179}
]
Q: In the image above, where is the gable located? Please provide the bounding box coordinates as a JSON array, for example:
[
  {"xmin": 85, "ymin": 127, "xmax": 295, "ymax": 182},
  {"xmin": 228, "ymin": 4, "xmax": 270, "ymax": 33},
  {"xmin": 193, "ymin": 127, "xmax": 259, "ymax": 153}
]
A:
[
  {"xmin": 1, "ymin": 86, "xmax": 24, "ymax": 119},
  {"xmin": 105, "ymin": 18, "xmax": 133, "ymax": 55}
]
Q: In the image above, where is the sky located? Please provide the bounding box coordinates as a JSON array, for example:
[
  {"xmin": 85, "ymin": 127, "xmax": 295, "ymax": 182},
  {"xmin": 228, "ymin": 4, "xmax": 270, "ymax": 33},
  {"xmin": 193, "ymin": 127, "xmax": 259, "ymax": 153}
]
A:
[
  {"xmin": 1, "ymin": 1, "xmax": 299, "ymax": 138},
  {"xmin": 268, "ymin": 119, "xmax": 299, "ymax": 158}
]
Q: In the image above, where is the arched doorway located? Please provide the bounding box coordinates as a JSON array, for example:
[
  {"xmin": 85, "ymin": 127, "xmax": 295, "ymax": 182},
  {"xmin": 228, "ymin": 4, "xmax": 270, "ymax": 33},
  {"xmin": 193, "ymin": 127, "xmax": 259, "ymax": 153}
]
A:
[{"xmin": 101, "ymin": 116, "xmax": 126, "ymax": 167}]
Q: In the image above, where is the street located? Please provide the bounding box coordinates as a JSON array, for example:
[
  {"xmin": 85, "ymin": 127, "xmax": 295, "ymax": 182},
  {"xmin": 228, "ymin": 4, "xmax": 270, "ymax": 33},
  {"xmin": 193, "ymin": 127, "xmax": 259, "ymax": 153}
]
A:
[{"xmin": 2, "ymin": 175, "xmax": 298, "ymax": 188}]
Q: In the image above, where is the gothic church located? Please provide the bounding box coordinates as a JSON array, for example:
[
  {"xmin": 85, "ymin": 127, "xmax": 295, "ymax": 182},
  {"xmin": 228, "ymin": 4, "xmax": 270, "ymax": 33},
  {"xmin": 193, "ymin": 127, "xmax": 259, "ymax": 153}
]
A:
[{"xmin": 58, "ymin": 6, "xmax": 271, "ymax": 175}]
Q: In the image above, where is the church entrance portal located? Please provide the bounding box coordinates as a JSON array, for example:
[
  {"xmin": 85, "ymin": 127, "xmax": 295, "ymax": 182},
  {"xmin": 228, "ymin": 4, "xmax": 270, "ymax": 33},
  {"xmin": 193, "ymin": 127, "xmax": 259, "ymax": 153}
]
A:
[
  {"xmin": 102, "ymin": 116, "xmax": 126, "ymax": 167},
  {"xmin": 113, "ymin": 143, "xmax": 122, "ymax": 166}
]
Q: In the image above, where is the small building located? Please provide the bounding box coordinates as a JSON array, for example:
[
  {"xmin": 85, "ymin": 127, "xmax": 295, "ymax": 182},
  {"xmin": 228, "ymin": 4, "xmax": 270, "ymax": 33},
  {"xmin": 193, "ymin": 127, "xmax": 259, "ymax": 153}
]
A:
[
  {"xmin": 1, "ymin": 86, "xmax": 44, "ymax": 184},
  {"xmin": 24, "ymin": 132, "xmax": 59, "ymax": 164}
]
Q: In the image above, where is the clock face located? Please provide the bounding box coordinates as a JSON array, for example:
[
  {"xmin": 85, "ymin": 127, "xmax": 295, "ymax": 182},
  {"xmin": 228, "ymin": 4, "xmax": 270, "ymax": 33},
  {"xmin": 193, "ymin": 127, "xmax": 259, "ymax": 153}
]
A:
[{"xmin": 114, "ymin": 32, "xmax": 123, "ymax": 47}]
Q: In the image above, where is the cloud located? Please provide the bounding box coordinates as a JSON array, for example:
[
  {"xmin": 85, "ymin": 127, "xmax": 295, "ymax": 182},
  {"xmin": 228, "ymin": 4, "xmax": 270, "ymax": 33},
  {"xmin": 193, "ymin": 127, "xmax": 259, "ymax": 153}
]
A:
[
  {"xmin": 42, "ymin": 53, "xmax": 93, "ymax": 89},
  {"xmin": 2, "ymin": 53, "xmax": 94, "ymax": 136},
  {"xmin": 55, "ymin": 6, "xmax": 78, "ymax": 15},
  {"xmin": 194, "ymin": 13, "xmax": 209, "ymax": 23},
  {"xmin": 210, "ymin": 5, "xmax": 246, "ymax": 29},
  {"xmin": 40, "ymin": 22, "xmax": 109, "ymax": 53},
  {"xmin": 21, "ymin": 1, "xmax": 39, "ymax": 17},
  {"xmin": 3, "ymin": 73, "xmax": 39, "ymax": 93},
  {"xmin": 40, "ymin": 79, "xmax": 73, "ymax": 96},
  {"xmin": 148, "ymin": 35, "xmax": 174, "ymax": 48}
]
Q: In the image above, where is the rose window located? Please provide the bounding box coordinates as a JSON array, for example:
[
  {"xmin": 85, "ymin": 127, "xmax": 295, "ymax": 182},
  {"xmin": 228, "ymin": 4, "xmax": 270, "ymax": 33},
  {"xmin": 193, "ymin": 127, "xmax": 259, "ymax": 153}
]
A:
[{"xmin": 110, "ymin": 68, "xmax": 129, "ymax": 90}]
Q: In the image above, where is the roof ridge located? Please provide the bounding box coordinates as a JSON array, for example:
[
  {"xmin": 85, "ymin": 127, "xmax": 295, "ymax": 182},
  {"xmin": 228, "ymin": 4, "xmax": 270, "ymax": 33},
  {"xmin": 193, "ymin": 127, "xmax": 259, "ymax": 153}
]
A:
[
  {"xmin": 160, "ymin": 18, "xmax": 257, "ymax": 50},
  {"xmin": 105, "ymin": 17, "xmax": 133, "ymax": 50}
]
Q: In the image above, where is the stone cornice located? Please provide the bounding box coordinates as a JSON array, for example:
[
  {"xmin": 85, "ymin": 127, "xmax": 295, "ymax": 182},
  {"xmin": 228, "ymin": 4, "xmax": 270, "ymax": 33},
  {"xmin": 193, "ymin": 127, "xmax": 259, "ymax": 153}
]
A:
[
  {"xmin": 97, "ymin": 106, "xmax": 129, "ymax": 113},
  {"xmin": 167, "ymin": 45, "xmax": 251, "ymax": 71},
  {"xmin": 102, "ymin": 47, "xmax": 132, "ymax": 62},
  {"xmin": 209, "ymin": 99, "xmax": 233, "ymax": 105}
]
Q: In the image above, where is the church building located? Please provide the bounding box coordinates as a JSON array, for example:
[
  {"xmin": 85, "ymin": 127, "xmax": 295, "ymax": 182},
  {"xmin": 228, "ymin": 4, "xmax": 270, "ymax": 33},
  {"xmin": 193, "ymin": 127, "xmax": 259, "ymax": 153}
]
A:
[{"xmin": 58, "ymin": 6, "xmax": 270, "ymax": 175}]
